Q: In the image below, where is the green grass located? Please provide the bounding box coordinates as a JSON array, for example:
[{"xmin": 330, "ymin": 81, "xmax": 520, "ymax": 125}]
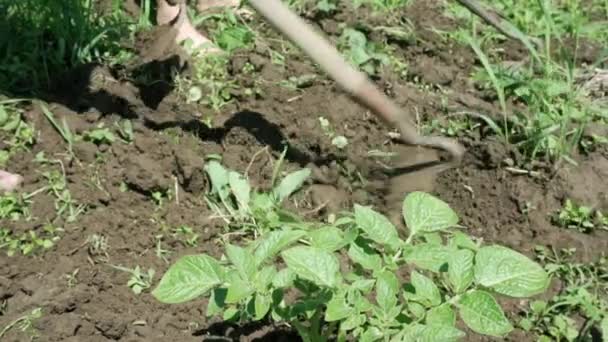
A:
[
  {"xmin": 522, "ymin": 246, "xmax": 608, "ymax": 341},
  {"xmin": 444, "ymin": 0, "xmax": 608, "ymax": 164},
  {"xmin": 0, "ymin": 0, "xmax": 139, "ymax": 95}
]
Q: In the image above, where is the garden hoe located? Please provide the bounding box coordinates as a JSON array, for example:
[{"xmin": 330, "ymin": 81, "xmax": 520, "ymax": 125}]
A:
[{"xmin": 247, "ymin": 0, "xmax": 466, "ymax": 177}]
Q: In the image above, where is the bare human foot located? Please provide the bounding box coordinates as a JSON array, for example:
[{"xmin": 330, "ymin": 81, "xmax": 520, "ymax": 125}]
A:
[
  {"xmin": 0, "ymin": 170, "xmax": 23, "ymax": 193},
  {"xmin": 156, "ymin": 0, "xmax": 240, "ymax": 55}
]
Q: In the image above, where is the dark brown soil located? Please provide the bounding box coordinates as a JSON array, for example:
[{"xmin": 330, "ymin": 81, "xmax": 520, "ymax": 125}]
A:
[{"xmin": 1, "ymin": 1, "xmax": 607, "ymax": 341}]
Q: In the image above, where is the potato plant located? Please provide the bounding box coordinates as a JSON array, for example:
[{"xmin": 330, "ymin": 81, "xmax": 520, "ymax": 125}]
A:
[{"xmin": 152, "ymin": 191, "xmax": 550, "ymax": 341}]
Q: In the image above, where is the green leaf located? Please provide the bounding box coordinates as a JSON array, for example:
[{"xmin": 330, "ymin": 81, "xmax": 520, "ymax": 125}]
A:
[
  {"xmin": 448, "ymin": 249, "xmax": 475, "ymax": 293},
  {"xmin": 456, "ymin": 290, "xmax": 513, "ymax": 337},
  {"xmin": 254, "ymin": 293, "xmax": 272, "ymax": 321},
  {"xmin": 282, "ymin": 246, "xmax": 340, "ymax": 288},
  {"xmin": 393, "ymin": 323, "xmax": 465, "ymax": 342},
  {"xmin": 403, "ymin": 192, "xmax": 459, "ymax": 237},
  {"xmin": 348, "ymin": 241, "xmax": 383, "ymax": 271},
  {"xmin": 449, "ymin": 231, "xmax": 479, "ymax": 251},
  {"xmin": 225, "ymin": 272, "xmax": 254, "ymax": 304},
  {"xmin": 309, "ymin": 226, "xmax": 345, "ymax": 252},
  {"xmin": 354, "ymin": 205, "xmax": 402, "ymax": 249},
  {"xmin": 206, "ymin": 288, "xmax": 227, "ymax": 316},
  {"xmin": 341, "ymin": 313, "xmax": 366, "ymax": 331},
  {"xmin": 273, "ymin": 268, "xmax": 296, "ymax": 288},
  {"xmin": 325, "ymin": 292, "xmax": 352, "ymax": 322},
  {"xmin": 225, "ymin": 244, "xmax": 256, "ymax": 281},
  {"xmin": 403, "ymin": 243, "xmax": 453, "ymax": 273},
  {"xmin": 474, "ymin": 245, "xmax": 549, "ymax": 297},
  {"xmin": 152, "ymin": 254, "xmax": 224, "ymax": 304},
  {"xmin": 404, "ymin": 271, "xmax": 442, "ymax": 307},
  {"xmin": 376, "ymin": 271, "xmax": 399, "ymax": 312},
  {"xmin": 204, "ymin": 161, "xmax": 229, "ymax": 198},
  {"xmin": 228, "ymin": 171, "xmax": 250, "ymax": 212},
  {"xmin": 253, "ymin": 266, "xmax": 276, "ymax": 292},
  {"xmin": 274, "ymin": 168, "xmax": 311, "ymax": 203},
  {"xmin": 360, "ymin": 327, "xmax": 383, "ymax": 342},
  {"xmin": 254, "ymin": 230, "xmax": 306, "ymax": 267},
  {"xmin": 427, "ymin": 304, "xmax": 456, "ymax": 326}
]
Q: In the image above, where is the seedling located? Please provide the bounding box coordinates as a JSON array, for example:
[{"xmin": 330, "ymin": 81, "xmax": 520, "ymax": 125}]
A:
[
  {"xmin": 153, "ymin": 191, "xmax": 550, "ymax": 341},
  {"xmin": 40, "ymin": 102, "xmax": 76, "ymax": 157},
  {"xmin": 110, "ymin": 265, "xmax": 155, "ymax": 295},
  {"xmin": 203, "ymin": 159, "xmax": 312, "ymax": 233},
  {"xmin": 338, "ymin": 28, "xmax": 390, "ymax": 76},
  {"xmin": 0, "ymin": 100, "xmax": 36, "ymax": 165},
  {"xmin": 172, "ymin": 225, "xmax": 200, "ymax": 247},
  {"xmin": 318, "ymin": 117, "xmax": 349, "ymax": 149},
  {"xmin": 553, "ymin": 199, "xmax": 608, "ymax": 233},
  {"xmin": 0, "ymin": 224, "xmax": 62, "ymax": 257},
  {"xmin": 0, "ymin": 193, "xmax": 30, "ymax": 221},
  {"xmin": 114, "ymin": 119, "xmax": 134, "ymax": 143},
  {"xmin": 521, "ymin": 246, "xmax": 608, "ymax": 341},
  {"xmin": 0, "ymin": 307, "xmax": 42, "ymax": 340},
  {"xmin": 83, "ymin": 123, "xmax": 116, "ymax": 145}
]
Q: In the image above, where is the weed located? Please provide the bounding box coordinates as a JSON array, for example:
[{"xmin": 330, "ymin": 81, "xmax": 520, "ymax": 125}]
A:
[
  {"xmin": 40, "ymin": 103, "xmax": 76, "ymax": 158},
  {"xmin": 338, "ymin": 28, "xmax": 390, "ymax": 77},
  {"xmin": 172, "ymin": 225, "xmax": 200, "ymax": 247},
  {"xmin": 553, "ymin": 199, "xmax": 608, "ymax": 233},
  {"xmin": 353, "ymin": 0, "xmax": 411, "ymax": 11},
  {"xmin": 83, "ymin": 123, "xmax": 116, "ymax": 145},
  {"xmin": 0, "ymin": 0, "xmax": 136, "ymax": 93},
  {"xmin": 86, "ymin": 233, "xmax": 109, "ymax": 261},
  {"xmin": 521, "ymin": 246, "xmax": 608, "ymax": 341},
  {"xmin": 110, "ymin": 265, "xmax": 155, "ymax": 295},
  {"xmin": 153, "ymin": 191, "xmax": 550, "ymax": 341},
  {"xmin": 0, "ymin": 307, "xmax": 42, "ymax": 340},
  {"xmin": 41, "ymin": 169, "xmax": 87, "ymax": 222},
  {"xmin": 0, "ymin": 224, "xmax": 62, "ymax": 257},
  {"xmin": 203, "ymin": 159, "xmax": 312, "ymax": 233},
  {"xmin": 446, "ymin": 1, "xmax": 608, "ymax": 164},
  {"xmin": 114, "ymin": 119, "xmax": 134, "ymax": 143},
  {"xmin": 318, "ymin": 117, "xmax": 349, "ymax": 149},
  {"xmin": 0, "ymin": 100, "xmax": 36, "ymax": 167},
  {"xmin": 0, "ymin": 193, "xmax": 30, "ymax": 221}
]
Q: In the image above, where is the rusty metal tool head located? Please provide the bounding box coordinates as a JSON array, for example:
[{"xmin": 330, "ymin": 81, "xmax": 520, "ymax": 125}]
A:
[{"xmin": 247, "ymin": 0, "xmax": 465, "ymax": 174}]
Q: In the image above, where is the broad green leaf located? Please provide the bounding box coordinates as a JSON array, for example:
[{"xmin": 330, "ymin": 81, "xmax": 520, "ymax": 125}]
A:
[
  {"xmin": 325, "ymin": 293, "xmax": 352, "ymax": 322},
  {"xmin": 456, "ymin": 290, "xmax": 513, "ymax": 337},
  {"xmin": 228, "ymin": 171, "xmax": 250, "ymax": 211},
  {"xmin": 351, "ymin": 279, "xmax": 376, "ymax": 293},
  {"xmin": 393, "ymin": 323, "xmax": 465, "ymax": 342},
  {"xmin": 274, "ymin": 168, "xmax": 311, "ymax": 203},
  {"xmin": 600, "ymin": 316, "xmax": 608, "ymax": 342},
  {"xmin": 449, "ymin": 231, "xmax": 479, "ymax": 251},
  {"xmin": 448, "ymin": 249, "xmax": 475, "ymax": 293},
  {"xmin": 309, "ymin": 226, "xmax": 345, "ymax": 252},
  {"xmin": 225, "ymin": 271, "xmax": 254, "ymax": 303},
  {"xmin": 376, "ymin": 271, "xmax": 399, "ymax": 312},
  {"xmin": 152, "ymin": 254, "xmax": 224, "ymax": 304},
  {"xmin": 360, "ymin": 327, "xmax": 383, "ymax": 342},
  {"xmin": 253, "ymin": 266, "xmax": 277, "ymax": 292},
  {"xmin": 348, "ymin": 242, "xmax": 382, "ymax": 270},
  {"xmin": 340, "ymin": 313, "xmax": 366, "ymax": 331},
  {"xmin": 354, "ymin": 205, "xmax": 402, "ymax": 249},
  {"xmin": 273, "ymin": 268, "xmax": 296, "ymax": 288},
  {"xmin": 254, "ymin": 293, "xmax": 272, "ymax": 321},
  {"xmin": 404, "ymin": 271, "xmax": 442, "ymax": 307},
  {"xmin": 282, "ymin": 246, "xmax": 340, "ymax": 288},
  {"xmin": 225, "ymin": 244, "xmax": 256, "ymax": 281},
  {"xmin": 474, "ymin": 245, "xmax": 549, "ymax": 297},
  {"xmin": 206, "ymin": 288, "xmax": 227, "ymax": 316},
  {"xmin": 223, "ymin": 306, "xmax": 239, "ymax": 321},
  {"xmin": 426, "ymin": 304, "xmax": 456, "ymax": 326},
  {"xmin": 204, "ymin": 161, "xmax": 229, "ymax": 198},
  {"xmin": 254, "ymin": 230, "xmax": 306, "ymax": 267},
  {"xmin": 403, "ymin": 192, "xmax": 459, "ymax": 237},
  {"xmin": 403, "ymin": 243, "xmax": 453, "ymax": 273}
]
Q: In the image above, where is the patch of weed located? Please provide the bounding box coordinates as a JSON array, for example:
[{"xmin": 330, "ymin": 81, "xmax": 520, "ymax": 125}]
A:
[
  {"xmin": 552, "ymin": 199, "xmax": 608, "ymax": 233},
  {"xmin": 0, "ymin": 224, "xmax": 63, "ymax": 256}
]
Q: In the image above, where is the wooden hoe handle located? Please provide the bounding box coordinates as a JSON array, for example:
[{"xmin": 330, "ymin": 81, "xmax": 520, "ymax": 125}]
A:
[{"xmin": 246, "ymin": 0, "xmax": 465, "ymax": 171}]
